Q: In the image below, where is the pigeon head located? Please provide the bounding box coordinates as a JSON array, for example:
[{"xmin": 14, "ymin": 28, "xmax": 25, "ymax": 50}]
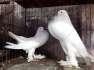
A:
[
  {"xmin": 58, "ymin": 10, "xmax": 67, "ymax": 15},
  {"xmin": 55, "ymin": 10, "xmax": 70, "ymax": 21},
  {"xmin": 38, "ymin": 27, "xmax": 44, "ymax": 31},
  {"xmin": 57, "ymin": 10, "xmax": 69, "ymax": 18}
]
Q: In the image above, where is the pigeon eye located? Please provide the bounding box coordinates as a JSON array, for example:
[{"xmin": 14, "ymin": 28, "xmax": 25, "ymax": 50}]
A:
[
  {"xmin": 60, "ymin": 11, "xmax": 63, "ymax": 13},
  {"xmin": 58, "ymin": 10, "xmax": 63, "ymax": 14},
  {"xmin": 39, "ymin": 27, "xmax": 44, "ymax": 30}
]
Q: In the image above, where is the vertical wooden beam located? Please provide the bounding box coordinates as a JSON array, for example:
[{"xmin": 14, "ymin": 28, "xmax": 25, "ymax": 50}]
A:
[
  {"xmin": 81, "ymin": 5, "xmax": 91, "ymax": 48},
  {"xmin": 90, "ymin": 5, "xmax": 94, "ymax": 49}
]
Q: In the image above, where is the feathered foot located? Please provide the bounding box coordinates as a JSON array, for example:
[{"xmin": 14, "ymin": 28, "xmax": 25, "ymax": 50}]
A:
[
  {"xmin": 27, "ymin": 49, "xmax": 35, "ymax": 62},
  {"xmin": 33, "ymin": 54, "xmax": 46, "ymax": 60},
  {"xmin": 58, "ymin": 60, "xmax": 80, "ymax": 68}
]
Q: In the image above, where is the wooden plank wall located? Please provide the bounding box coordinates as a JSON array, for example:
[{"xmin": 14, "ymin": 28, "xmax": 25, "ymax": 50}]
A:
[{"xmin": 81, "ymin": 5, "xmax": 94, "ymax": 49}]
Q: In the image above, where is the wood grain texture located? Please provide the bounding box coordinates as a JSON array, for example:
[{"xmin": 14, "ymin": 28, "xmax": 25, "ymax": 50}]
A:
[{"xmin": 81, "ymin": 5, "xmax": 94, "ymax": 49}]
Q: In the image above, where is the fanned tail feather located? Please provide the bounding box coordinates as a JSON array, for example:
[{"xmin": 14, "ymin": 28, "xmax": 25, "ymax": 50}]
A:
[
  {"xmin": 8, "ymin": 31, "xmax": 26, "ymax": 42},
  {"xmin": 5, "ymin": 42, "xmax": 21, "ymax": 49},
  {"xmin": 6, "ymin": 42, "xmax": 16, "ymax": 46},
  {"xmin": 8, "ymin": 32, "xmax": 20, "ymax": 41}
]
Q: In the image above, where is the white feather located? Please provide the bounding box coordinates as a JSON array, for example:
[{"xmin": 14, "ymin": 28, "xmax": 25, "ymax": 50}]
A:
[
  {"xmin": 5, "ymin": 27, "xmax": 49, "ymax": 62},
  {"xmin": 48, "ymin": 10, "xmax": 94, "ymax": 67}
]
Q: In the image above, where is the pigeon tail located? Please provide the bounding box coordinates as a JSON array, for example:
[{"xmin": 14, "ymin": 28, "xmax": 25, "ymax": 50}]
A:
[{"xmin": 5, "ymin": 42, "xmax": 22, "ymax": 49}]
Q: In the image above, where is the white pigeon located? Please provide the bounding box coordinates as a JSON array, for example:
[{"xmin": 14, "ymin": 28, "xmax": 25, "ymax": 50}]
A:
[
  {"xmin": 5, "ymin": 27, "xmax": 49, "ymax": 62},
  {"xmin": 48, "ymin": 10, "xmax": 94, "ymax": 67}
]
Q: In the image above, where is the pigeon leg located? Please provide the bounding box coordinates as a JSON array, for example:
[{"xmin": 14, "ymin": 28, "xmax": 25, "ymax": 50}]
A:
[
  {"xmin": 27, "ymin": 48, "xmax": 35, "ymax": 62},
  {"xmin": 59, "ymin": 42, "xmax": 79, "ymax": 68},
  {"xmin": 66, "ymin": 43, "xmax": 79, "ymax": 68}
]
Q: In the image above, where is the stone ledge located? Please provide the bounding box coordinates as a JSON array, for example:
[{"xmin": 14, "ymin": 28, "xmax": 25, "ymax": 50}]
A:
[
  {"xmin": 1, "ymin": 57, "xmax": 94, "ymax": 70},
  {"xmin": 6, "ymin": 58, "xmax": 61, "ymax": 70}
]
